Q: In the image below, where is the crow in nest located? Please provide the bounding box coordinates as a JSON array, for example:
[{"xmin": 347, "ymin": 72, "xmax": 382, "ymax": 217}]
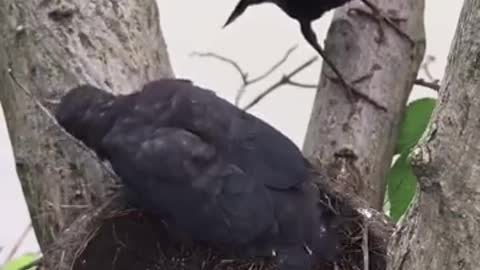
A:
[
  {"xmin": 223, "ymin": 0, "xmax": 413, "ymax": 111},
  {"xmin": 55, "ymin": 79, "xmax": 341, "ymax": 270}
]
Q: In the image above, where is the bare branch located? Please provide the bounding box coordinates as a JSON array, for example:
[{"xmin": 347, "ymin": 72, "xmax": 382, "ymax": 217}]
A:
[
  {"xmin": 414, "ymin": 55, "xmax": 441, "ymax": 91},
  {"xmin": 248, "ymin": 45, "xmax": 298, "ymax": 84},
  {"xmin": 192, "ymin": 45, "xmax": 303, "ymax": 106},
  {"xmin": 243, "ymin": 56, "xmax": 319, "ymax": 111},
  {"xmin": 190, "ymin": 52, "xmax": 248, "ymax": 84},
  {"xmin": 414, "ymin": 78, "xmax": 440, "ymax": 91},
  {"xmin": 421, "ymin": 55, "xmax": 436, "ymax": 81},
  {"xmin": 284, "ymin": 79, "xmax": 318, "ymax": 88},
  {"xmin": 235, "ymin": 45, "xmax": 299, "ymax": 105}
]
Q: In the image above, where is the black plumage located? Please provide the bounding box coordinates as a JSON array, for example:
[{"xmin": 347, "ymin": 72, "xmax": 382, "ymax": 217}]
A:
[
  {"xmin": 55, "ymin": 79, "xmax": 339, "ymax": 269},
  {"xmin": 224, "ymin": 0, "xmax": 352, "ymax": 92},
  {"xmin": 224, "ymin": 0, "xmax": 351, "ymax": 58},
  {"xmin": 223, "ymin": 0, "xmax": 406, "ymax": 111}
]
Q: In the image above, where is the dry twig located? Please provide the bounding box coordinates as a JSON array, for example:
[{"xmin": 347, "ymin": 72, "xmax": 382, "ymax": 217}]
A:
[
  {"xmin": 414, "ymin": 55, "xmax": 441, "ymax": 91},
  {"xmin": 420, "ymin": 55, "xmax": 436, "ymax": 81},
  {"xmin": 414, "ymin": 78, "xmax": 440, "ymax": 91},
  {"xmin": 285, "ymin": 80, "xmax": 317, "ymax": 89},
  {"xmin": 242, "ymin": 57, "xmax": 318, "ymax": 111},
  {"xmin": 192, "ymin": 45, "xmax": 319, "ymax": 107}
]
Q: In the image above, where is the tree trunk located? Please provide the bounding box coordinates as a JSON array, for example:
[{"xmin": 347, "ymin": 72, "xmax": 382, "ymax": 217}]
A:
[
  {"xmin": 303, "ymin": 0, "xmax": 426, "ymax": 209},
  {"xmin": 388, "ymin": 0, "xmax": 480, "ymax": 269},
  {"xmin": 0, "ymin": 0, "xmax": 172, "ymax": 268}
]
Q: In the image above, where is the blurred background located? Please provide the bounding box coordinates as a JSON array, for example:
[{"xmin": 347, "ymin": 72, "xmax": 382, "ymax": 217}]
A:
[{"xmin": 0, "ymin": 0, "xmax": 462, "ymax": 264}]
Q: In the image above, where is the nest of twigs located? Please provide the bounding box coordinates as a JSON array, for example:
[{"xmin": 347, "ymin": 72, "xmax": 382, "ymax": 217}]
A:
[
  {"xmin": 41, "ymin": 164, "xmax": 393, "ymax": 270},
  {"xmin": 312, "ymin": 172, "xmax": 393, "ymax": 270}
]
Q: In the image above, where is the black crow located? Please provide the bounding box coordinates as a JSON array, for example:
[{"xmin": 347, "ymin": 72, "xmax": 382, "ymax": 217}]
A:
[
  {"xmin": 224, "ymin": 0, "xmax": 410, "ymax": 111},
  {"xmin": 55, "ymin": 79, "xmax": 340, "ymax": 269}
]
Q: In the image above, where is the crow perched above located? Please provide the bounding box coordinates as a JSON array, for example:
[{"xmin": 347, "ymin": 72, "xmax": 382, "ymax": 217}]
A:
[
  {"xmin": 224, "ymin": 0, "xmax": 410, "ymax": 111},
  {"xmin": 55, "ymin": 79, "xmax": 340, "ymax": 270},
  {"xmin": 224, "ymin": 0, "xmax": 350, "ymax": 77}
]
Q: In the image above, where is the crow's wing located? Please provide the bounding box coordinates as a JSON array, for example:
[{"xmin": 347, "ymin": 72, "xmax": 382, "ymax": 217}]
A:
[
  {"xmin": 138, "ymin": 80, "xmax": 309, "ymax": 190},
  {"xmin": 100, "ymin": 118, "xmax": 275, "ymax": 245},
  {"xmin": 228, "ymin": 113, "xmax": 309, "ymax": 190}
]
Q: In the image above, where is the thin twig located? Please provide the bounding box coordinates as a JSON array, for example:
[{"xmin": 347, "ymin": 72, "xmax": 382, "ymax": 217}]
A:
[
  {"xmin": 192, "ymin": 45, "xmax": 300, "ymax": 105},
  {"xmin": 414, "ymin": 55, "xmax": 441, "ymax": 91},
  {"xmin": 236, "ymin": 45, "xmax": 298, "ymax": 105},
  {"xmin": 421, "ymin": 55, "xmax": 436, "ymax": 81},
  {"xmin": 190, "ymin": 52, "xmax": 248, "ymax": 84},
  {"xmin": 414, "ymin": 78, "xmax": 440, "ymax": 91},
  {"xmin": 247, "ymin": 45, "xmax": 298, "ymax": 84},
  {"xmin": 284, "ymin": 79, "xmax": 317, "ymax": 89},
  {"xmin": 4, "ymin": 223, "xmax": 32, "ymax": 262},
  {"xmin": 243, "ymin": 57, "xmax": 319, "ymax": 111}
]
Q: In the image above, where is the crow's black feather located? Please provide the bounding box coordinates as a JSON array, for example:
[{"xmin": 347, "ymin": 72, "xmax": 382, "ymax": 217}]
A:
[{"xmin": 55, "ymin": 79, "xmax": 339, "ymax": 269}]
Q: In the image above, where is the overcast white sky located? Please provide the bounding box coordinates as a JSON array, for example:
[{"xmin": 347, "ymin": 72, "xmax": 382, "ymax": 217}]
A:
[{"xmin": 0, "ymin": 0, "xmax": 462, "ymax": 263}]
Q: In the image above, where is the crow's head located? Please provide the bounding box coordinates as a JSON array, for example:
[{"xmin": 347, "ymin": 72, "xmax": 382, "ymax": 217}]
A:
[
  {"xmin": 56, "ymin": 85, "xmax": 116, "ymax": 154},
  {"xmin": 224, "ymin": 0, "xmax": 265, "ymax": 27}
]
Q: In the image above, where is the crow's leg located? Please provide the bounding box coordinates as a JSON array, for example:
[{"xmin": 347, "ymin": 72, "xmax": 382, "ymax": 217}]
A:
[
  {"xmin": 350, "ymin": 0, "xmax": 414, "ymax": 45},
  {"xmin": 299, "ymin": 21, "xmax": 353, "ymax": 100},
  {"xmin": 299, "ymin": 21, "xmax": 387, "ymax": 112}
]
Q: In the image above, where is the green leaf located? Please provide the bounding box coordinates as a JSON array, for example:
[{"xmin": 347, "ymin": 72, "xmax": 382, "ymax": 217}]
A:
[
  {"xmin": 1, "ymin": 254, "xmax": 38, "ymax": 270},
  {"xmin": 387, "ymin": 154, "xmax": 417, "ymax": 222},
  {"xmin": 396, "ymin": 98, "xmax": 436, "ymax": 154}
]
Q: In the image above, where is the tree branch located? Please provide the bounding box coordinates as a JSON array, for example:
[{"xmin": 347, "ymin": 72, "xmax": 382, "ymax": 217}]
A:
[
  {"xmin": 192, "ymin": 45, "xmax": 316, "ymax": 106},
  {"xmin": 191, "ymin": 52, "xmax": 249, "ymax": 85},
  {"xmin": 420, "ymin": 55, "xmax": 437, "ymax": 81},
  {"xmin": 414, "ymin": 78, "xmax": 440, "ymax": 91},
  {"xmin": 284, "ymin": 79, "xmax": 317, "ymax": 89},
  {"xmin": 242, "ymin": 56, "xmax": 318, "ymax": 110},
  {"xmin": 414, "ymin": 54, "xmax": 441, "ymax": 91},
  {"xmin": 247, "ymin": 45, "xmax": 298, "ymax": 84}
]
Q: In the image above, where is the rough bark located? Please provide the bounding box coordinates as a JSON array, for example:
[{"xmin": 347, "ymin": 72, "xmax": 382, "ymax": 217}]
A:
[
  {"xmin": 0, "ymin": 0, "xmax": 172, "ymax": 268},
  {"xmin": 303, "ymin": 0, "xmax": 426, "ymax": 209},
  {"xmin": 388, "ymin": 0, "xmax": 480, "ymax": 269}
]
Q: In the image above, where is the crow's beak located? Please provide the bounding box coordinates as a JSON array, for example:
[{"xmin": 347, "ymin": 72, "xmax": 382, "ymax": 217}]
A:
[{"xmin": 223, "ymin": 0, "xmax": 250, "ymax": 28}]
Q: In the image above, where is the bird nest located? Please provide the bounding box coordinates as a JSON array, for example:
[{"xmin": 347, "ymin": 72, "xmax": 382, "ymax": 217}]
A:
[{"xmin": 40, "ymin": 166, "xmax": 393, "ymax": 270}]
